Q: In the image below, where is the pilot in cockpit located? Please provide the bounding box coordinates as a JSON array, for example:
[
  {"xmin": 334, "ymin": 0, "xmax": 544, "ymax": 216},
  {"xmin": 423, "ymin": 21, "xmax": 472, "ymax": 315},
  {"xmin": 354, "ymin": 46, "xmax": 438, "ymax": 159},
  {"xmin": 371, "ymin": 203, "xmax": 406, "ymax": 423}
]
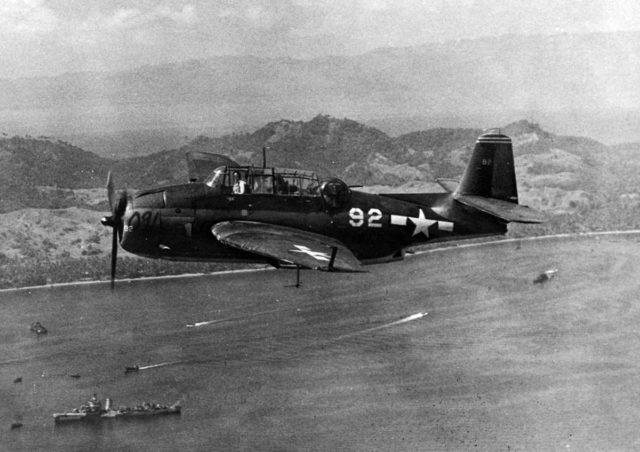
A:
[{"xmin": 232, "ymin": 171, "xmax": 246, "ymax": 194}]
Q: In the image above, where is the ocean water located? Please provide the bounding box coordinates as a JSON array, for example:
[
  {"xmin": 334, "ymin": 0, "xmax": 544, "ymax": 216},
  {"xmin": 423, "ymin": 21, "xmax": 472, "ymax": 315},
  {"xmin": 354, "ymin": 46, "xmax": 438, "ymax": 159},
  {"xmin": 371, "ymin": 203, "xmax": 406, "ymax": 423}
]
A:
[
  {"xmin": 4, "ymin": 236, "xmax": 640, "ymax": 451},
  {"xmin": 1, "ymin": 268, "xmax": 402, "ymax": 451}
]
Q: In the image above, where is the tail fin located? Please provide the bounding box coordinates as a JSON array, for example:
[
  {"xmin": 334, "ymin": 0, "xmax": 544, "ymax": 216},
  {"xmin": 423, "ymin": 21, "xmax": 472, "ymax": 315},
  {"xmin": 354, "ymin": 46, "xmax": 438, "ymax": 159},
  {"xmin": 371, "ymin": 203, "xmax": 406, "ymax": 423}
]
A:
[
  {"xmin": 384, "ymin": 131, "xmax": 546, "ymax": 223},
  {"xmin": 453, "ymin": 131, "xmax": 545, "ymax": 223},
  {"xmin": 455, "ymin": 131, "xmax": 518, "ymax": 203}
]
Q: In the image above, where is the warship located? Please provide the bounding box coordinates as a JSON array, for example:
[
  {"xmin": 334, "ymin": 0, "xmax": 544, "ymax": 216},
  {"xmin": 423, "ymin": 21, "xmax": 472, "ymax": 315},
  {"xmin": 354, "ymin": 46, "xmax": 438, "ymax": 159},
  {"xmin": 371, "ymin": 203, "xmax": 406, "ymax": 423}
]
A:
[{"xmin": 53, "ymin": 395, "xmax": 181, "ymax": 424}]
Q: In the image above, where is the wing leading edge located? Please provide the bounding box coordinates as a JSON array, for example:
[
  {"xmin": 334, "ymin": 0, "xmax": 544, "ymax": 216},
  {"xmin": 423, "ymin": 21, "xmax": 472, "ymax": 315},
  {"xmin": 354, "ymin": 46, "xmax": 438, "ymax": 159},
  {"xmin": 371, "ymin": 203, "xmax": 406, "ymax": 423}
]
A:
[{"xmin": 211, "ymin": 221, "xmax": 363, "ymax": 272}]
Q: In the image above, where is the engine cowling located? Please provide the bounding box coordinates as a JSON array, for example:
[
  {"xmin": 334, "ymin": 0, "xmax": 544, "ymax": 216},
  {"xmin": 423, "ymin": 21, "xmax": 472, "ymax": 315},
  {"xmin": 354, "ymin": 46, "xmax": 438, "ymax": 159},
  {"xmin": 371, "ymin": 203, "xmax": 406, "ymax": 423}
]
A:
[{"xmin": 320, "ymin": 178, "xmax": 351, "ymax": 208}]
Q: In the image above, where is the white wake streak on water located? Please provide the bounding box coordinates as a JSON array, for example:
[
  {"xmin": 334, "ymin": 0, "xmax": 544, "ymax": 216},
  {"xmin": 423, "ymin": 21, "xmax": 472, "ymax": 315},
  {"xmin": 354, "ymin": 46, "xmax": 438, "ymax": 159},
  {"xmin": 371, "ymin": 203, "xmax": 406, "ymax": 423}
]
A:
[
  {"xmin": 138, "ymin": 361, "xmax": 181, "ymax": 370},
  {"xmin": 335, "ymin": 312, "xmax": 428, "ymax": 340},
  {"xmin": 186, "ymin": 307, "xmax": 290, "ymax": 328}
]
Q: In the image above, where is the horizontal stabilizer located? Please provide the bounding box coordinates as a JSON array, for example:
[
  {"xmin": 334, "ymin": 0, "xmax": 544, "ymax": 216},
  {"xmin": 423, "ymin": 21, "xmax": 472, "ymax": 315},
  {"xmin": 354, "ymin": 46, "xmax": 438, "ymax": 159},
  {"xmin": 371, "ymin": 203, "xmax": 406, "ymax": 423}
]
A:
[{"xmin": 455, "ymin": 194, "xmax": 547, "ymax": 223}]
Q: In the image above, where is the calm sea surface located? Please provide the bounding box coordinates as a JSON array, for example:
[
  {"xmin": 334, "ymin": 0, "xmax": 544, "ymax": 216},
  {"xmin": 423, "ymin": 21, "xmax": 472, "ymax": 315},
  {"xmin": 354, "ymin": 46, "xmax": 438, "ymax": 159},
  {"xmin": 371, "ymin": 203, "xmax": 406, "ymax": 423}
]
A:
[{"xmin": 4, "ymin": 236, "xmax": 640, "ymax": 450}]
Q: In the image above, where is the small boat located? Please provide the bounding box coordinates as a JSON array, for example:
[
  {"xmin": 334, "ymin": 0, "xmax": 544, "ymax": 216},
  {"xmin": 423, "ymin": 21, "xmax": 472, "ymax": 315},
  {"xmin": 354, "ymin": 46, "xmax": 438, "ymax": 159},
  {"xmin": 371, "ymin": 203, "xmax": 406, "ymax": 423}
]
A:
[
  {"xmin": 533, "ymin": 268, "xmax": 558, "ymax": 284},
  {"xmin": 124, "ymin": 366, "xmax": 139, "ymax": 374},
  {"xmin": 30, "ymin": 322, "xmax": 47, "ymax": 334},
  {"xmin": 11, "ymin": 422, "xmax": 23, "ymax": 430}
]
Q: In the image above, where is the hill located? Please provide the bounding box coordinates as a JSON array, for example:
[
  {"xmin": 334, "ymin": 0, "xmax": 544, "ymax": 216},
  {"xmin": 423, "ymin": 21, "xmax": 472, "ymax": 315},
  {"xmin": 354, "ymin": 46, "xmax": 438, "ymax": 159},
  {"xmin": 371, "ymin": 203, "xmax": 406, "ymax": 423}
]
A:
[{"xmin": 0, "ymin": 136, "xmax": 111, "ymax": 212}]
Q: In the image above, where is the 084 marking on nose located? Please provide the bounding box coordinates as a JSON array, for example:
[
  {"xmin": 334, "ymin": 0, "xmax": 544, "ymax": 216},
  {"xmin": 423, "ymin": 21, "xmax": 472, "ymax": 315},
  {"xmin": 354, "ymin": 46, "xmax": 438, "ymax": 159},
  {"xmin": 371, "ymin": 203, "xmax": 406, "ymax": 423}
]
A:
[{"xmin": 126, "ymin": 211, "xmax": 160, "ymax": 232}]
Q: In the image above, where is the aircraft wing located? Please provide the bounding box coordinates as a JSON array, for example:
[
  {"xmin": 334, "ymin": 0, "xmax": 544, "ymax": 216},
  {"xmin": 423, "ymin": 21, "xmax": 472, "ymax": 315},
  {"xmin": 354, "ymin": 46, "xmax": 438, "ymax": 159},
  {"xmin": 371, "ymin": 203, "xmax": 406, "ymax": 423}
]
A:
[{"xmin": 211, "ymin": 221, "xmax": 363, "ymax": 272}]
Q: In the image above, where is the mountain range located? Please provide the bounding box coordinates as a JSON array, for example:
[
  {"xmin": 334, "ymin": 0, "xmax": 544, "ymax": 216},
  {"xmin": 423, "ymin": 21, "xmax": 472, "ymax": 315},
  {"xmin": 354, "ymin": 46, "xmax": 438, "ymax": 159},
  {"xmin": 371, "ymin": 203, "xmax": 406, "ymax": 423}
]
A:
[
  {"xmin": 1, "ymin": 31, "xmax": 639, "ymax": 151},
  {"xmin": 0, "ymin": 114, "xmax": 634, "ymax": 216}
]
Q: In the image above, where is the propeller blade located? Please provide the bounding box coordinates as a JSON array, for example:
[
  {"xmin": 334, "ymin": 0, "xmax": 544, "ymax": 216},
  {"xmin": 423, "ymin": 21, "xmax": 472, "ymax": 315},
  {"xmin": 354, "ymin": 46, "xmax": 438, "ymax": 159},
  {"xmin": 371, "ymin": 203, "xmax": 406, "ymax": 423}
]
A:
[
  {"xmin": 104, "ymin": 171, "xmax": 127, "ymax": 290},
  {"xmin": 114, "ymin": 191, "xmax": 128, "ymax": 239},
  {"xmin": 107, "ymin": 171, "xmax": 115, "ymax": 211},
  {"xmin": 110, "ymin": 225, "xmax": 118, "ymax": 290}
]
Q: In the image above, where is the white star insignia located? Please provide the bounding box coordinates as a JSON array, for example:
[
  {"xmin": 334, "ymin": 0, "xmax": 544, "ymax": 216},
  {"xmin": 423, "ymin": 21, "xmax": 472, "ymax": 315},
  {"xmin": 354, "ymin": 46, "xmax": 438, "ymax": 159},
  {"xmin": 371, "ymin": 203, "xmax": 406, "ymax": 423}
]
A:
[
  {"xmin": 289, "ymin": 245, "xmax": 331, "ymax": 261},
  {"xmin": 408, "ymin": 209, "xmax": 437, "ymax": 237}
]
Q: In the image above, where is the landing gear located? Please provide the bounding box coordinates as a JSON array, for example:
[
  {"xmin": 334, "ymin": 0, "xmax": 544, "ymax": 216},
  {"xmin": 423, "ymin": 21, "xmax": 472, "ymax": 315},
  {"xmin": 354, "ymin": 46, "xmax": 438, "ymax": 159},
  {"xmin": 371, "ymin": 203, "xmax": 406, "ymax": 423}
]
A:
[
  {"xmin": 286, "ymin": 265, "xmax": 302, "ymax": 288},
  {"xmin": 286, "ymin": 246, "xmax": 338, "ymax": 288},
  {"xmin": 328, "ymin": 246, "xmax": 338, "ymax": 270}
]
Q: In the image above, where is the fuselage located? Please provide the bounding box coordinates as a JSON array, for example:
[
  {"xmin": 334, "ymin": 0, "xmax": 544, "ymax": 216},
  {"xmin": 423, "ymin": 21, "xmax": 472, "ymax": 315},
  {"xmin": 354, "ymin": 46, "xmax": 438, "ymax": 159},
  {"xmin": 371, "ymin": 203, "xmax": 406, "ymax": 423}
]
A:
[{"xmin": 119, "ymin": 175, "xmax": 507, "ymax": 265}]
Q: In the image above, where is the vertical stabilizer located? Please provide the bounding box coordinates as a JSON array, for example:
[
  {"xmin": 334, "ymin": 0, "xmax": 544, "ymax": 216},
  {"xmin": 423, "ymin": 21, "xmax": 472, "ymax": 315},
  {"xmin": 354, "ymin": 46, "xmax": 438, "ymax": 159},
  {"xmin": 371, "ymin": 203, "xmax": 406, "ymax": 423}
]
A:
[{"xmin": 455, "ymin": 132, "xmax": 518, "ymax": 203}]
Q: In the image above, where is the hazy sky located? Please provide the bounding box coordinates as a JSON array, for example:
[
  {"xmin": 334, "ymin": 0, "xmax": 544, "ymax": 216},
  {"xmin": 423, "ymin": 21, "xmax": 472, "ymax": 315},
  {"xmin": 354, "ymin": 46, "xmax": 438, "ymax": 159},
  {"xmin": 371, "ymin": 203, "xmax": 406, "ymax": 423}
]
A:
[{"xmin": 2, "ymin": 0, "xmax": 640, "ymax": 78}]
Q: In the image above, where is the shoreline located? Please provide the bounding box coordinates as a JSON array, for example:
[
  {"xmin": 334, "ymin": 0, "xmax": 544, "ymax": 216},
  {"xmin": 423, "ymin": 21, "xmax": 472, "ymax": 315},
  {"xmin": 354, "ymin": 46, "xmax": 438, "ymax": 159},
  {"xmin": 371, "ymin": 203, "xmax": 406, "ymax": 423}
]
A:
[
  {"xmin": 0, "ymin": 266, "xmax": 274, "ymax": 294},
  {"xmin": 2, "ymin": 229, "xmax": 639, "ymax": 293}
]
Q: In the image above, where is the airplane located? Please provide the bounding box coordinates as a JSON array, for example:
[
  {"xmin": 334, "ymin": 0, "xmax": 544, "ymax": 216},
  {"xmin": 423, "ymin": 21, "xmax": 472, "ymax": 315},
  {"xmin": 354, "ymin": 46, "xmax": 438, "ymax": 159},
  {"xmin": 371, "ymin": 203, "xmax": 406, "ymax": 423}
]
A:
[{"xmin": 101, "ymin": 131, "xmax": 545, "ymax": 287}]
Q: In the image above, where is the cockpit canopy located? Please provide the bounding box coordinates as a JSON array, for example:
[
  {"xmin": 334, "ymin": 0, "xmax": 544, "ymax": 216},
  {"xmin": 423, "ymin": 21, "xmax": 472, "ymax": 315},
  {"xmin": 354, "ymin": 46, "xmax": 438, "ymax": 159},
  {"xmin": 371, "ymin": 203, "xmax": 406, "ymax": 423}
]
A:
[{"xmin": 205, "ymin": 166, "xmax": 321, "ymax": 196}]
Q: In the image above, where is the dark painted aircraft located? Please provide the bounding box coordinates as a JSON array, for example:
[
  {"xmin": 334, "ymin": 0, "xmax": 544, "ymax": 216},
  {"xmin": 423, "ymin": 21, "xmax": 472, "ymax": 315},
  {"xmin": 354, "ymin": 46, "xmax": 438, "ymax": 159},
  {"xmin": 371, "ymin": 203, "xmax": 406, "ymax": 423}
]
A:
[{"xmin": 102, "ymin": 131, "xmax": 545, "ymax": 287}]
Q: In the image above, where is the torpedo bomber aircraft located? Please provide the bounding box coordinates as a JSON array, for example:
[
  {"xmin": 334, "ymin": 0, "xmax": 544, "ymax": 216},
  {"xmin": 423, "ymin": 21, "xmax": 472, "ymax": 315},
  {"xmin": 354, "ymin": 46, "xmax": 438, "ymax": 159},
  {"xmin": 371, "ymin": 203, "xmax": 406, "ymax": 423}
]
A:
[{"xmin": 101, "ymin": 131, "xmax": 545, "ymax": 287}]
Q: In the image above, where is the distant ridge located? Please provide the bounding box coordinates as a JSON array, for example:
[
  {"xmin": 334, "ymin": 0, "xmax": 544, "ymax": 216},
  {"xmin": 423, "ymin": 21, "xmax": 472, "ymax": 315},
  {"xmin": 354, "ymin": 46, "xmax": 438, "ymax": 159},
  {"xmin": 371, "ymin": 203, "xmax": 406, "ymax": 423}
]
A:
[{"xmin": 1, "ymin": 31, "xmax": 639, "ymax": 144}]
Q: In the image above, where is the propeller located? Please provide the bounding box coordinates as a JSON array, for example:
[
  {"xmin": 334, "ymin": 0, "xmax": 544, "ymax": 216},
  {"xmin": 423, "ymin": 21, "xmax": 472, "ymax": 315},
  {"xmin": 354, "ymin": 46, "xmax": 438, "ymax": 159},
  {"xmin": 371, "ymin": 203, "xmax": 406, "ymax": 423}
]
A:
[{"xmin": 101, "ymin": 172, "xmax": 128, "ymax": 290}]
